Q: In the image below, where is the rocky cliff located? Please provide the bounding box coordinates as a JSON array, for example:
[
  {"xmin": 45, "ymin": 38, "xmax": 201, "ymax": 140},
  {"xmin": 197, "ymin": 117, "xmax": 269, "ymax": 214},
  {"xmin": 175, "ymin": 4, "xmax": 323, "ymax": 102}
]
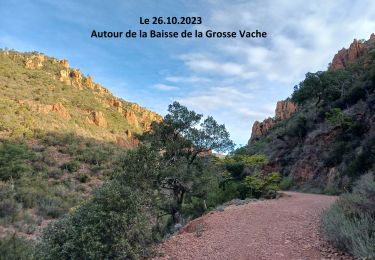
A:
[
  {"xmin": 329, "ymin": 33, "xmax": 375, "ymax": 70},
  {"xmin": 249, "ymin": 99, "xmax": 297, "ymax": 143},
  {"xmin": 0, "ymin": 50, "xmax": 162, "ymax": 146}
]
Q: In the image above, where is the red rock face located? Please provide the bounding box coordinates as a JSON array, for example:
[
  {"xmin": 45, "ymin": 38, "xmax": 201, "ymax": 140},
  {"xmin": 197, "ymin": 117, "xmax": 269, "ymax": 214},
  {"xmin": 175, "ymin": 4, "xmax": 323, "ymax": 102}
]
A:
[
  {"xmin": 275, "ymin": 100, "xmax": 297, "ymax": 120},
  {"xmin": 249, "ymin": 100, "xmax": 297, "ymax": 143},
  {"xmin": 250, "ymin": 118, "xmax": 275, "ymax": 141},
  {"xmin": 329, "ymin": 35, "xmax": 375, "ymax": 70}
]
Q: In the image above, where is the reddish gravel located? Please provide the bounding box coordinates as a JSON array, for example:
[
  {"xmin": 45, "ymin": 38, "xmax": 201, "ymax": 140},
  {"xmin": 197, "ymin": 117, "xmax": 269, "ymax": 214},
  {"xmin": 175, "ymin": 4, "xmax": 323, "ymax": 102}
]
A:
[{"xmin": 155, "ymin": 192, "xmax": 352, "ymax": 260}]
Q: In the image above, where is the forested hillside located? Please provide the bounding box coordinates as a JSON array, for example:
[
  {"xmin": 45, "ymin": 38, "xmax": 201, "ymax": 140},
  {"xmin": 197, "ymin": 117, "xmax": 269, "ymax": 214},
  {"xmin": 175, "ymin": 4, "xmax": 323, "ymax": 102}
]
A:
[{"xmin": 245, "ymin": 34, "xmax": 375, "ymax": 194}]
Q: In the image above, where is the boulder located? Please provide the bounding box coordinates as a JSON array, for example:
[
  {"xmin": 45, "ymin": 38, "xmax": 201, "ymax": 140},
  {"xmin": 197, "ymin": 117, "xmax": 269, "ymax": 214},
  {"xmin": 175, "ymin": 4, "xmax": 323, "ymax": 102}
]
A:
[
  {"xmin": 52, "ymin": 103, "xmax": 71, "ymax": 119},
  {"xmin": 91, "ymin": 111, "xmax": 107, "ymax": 127}
]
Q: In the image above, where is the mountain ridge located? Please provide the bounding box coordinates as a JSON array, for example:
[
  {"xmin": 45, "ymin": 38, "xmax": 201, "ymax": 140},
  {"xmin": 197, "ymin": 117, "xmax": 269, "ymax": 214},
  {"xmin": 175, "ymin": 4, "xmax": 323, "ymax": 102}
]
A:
[{"xmin": 0, "ymin": 50, "xmax": 162, "ymax": 146}]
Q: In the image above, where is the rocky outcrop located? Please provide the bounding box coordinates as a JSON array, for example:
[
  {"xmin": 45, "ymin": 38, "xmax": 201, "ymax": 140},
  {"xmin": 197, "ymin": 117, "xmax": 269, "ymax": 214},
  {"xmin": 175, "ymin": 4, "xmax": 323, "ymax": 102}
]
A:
[
  {"xmin": 275, "ymin": 100, "xmax": 297, "ymax": 120},
  {"xmin": 59, "ymin": 59, "xmax": 70, "ymax": 69},
  {"xmin": 110, "ymin": 99, "xmax": 122, "ymax": 108},
  {"xmin": 249, "ymin": 99, "xmax": 297, "ymax": 143},
  {"xmin": 129, "ymin": 103, "xmax": 163, "ymax": 129},
  {"xmin": 329, "ymin": 34, "xmax": 375, "ymax": 70},
  {"xmin": 85, "ymin": 76, "xmax": 94, "ymax": 89},
  {"xmin": 109, "ymin": 98, "xmax": 123, "ymax": 112},
  {"xmin": 125, "ymin": 129, "xmax": 132, "ymax": 138},
  {"xmin": 250, "ymin": 118, "xmax": 275, "ymax": 141},
  {"xmin": 123, "ymin": 109, "xmax": 139, "ymax": 127},
  {"xmin": 95, "ymin": 84, "xmax": 111, "ymax": 95},
  {"xmin": 330, "ymin": 40, "xmax": 366, "ymax": 70},
  {"xmin": 51, "ymin": 103, "xmax": 71, "ymax": 119},
  {"xmin": 70, "ymin": 69, "xmax": 83, "ymax": 89},
  {"xmin": 18, "ymin": 100, "xmax": 70, "ymax": 120},
  {"xmin": 25, "ymin": 54, "xmax": 45, "ymax": 69},
  {"xmin": 59, "ymin": 69, "xmax": 71, "ymax": 85},
  {"xmin": 91, "ymin": 111, "xmax": 107, "ymax": 127}
]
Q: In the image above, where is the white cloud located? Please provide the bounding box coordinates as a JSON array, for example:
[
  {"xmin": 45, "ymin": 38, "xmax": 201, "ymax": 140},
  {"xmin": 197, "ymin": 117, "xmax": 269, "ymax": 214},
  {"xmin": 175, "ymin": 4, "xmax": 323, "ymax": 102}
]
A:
[
  {"xmin": 179, "ymin": 86, "xmax": 253, "ymax": 111},
  {"xmin": 165, "ymin": 75, "xmax": 211, "ymax": 83},
  {"xmin": 179, "ymin": 53, "xmax": 258, "ymax": 79},
  {"xmin": 153, "ymin": 83, "xmax": 179, "ymax": 91}
]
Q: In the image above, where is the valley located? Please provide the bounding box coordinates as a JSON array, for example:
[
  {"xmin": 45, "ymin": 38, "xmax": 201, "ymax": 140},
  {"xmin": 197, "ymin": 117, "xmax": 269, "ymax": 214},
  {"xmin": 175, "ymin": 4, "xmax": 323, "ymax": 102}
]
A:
[{"xmin": 1, "ymin": 33, "xmax": 375, "ymax": 259}]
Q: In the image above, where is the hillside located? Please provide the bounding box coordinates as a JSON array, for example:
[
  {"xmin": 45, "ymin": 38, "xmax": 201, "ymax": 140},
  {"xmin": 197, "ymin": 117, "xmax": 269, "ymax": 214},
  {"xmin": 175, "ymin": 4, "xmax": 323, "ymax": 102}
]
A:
[
  {"xmin": 0, "ymin": 50, "xmax": 161, "ymax": 239},
  {"xmin": 0, "ymin": 50, "xmax": 161, "ymax": 144},
  {"xmin": 245, "ymin": 33, "xmax": 375, "ymax": 193}
]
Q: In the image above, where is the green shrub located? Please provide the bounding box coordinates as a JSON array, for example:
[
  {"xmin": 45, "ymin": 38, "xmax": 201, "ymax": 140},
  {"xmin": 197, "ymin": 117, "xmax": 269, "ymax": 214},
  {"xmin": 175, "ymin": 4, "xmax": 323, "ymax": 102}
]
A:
[
  {"xmin": 47, "ymin": 167, "xmax": 62, "ymax": 179},
  {"xmin": 321, "ymin": 173, "xmax": 375, "ymax": 258},
  {"xmin": 36, "ymin": 196, "xmax": 67, "ymax": 219},
  {"xmin": 0, "ymin": 234, "xmax": 35, "ymax": 260},
  {"xmin": 36, "ymin": 182, "xmax": 154, "ymax": 259},
  {"xmin": 77, "ymin": 173, "xmax": 89, "ymax": 183},
  {"xmin": 0, "ymin": 142, "xmax": 35, "ymax": 181},
  {"xmin": 279, "ymin": 176, "xmax": 293, "ymax": 190},
  {"xmin": 244, "ymin": 172, "xmax": 282, "ymax": 198},
  {"xmin": 323, "ymin": 185, "xmax": 340, "ymax": 195},
  {"xmin": 60, "ymin": 160, "xmax": 80, "ymax": 173},
  {"xmin": 0, "ymin": 182, "xmax": 22, "ymax": 223}
]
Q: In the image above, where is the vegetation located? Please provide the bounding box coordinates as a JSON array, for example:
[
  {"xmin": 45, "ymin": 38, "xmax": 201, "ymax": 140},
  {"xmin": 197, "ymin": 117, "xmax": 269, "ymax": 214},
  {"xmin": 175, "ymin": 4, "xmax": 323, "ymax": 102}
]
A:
[
  {"xmin": 30, "ymin": 102, "xmax": 285, "ymax": 259},
  {"xmin": 0, "ymin": 234, "xmax": 35, "ymax": 260},
  {"xmin": 321, "ymin": 173, "xmax": 375, "ymax": 259},
  {"xmin": 0, "ymin": 50, "xmax": 160, "ymax": 142},
  {"xmin": 0, "ymin": 134, "xmax": 124, "ymax": 239},
  {"xmin": 36, "ymin": 183, "xmax": 153, "ymax": 259},
  {"xmin": 5, "ymin": 43, "xmax": 374, "ymax": 258}
]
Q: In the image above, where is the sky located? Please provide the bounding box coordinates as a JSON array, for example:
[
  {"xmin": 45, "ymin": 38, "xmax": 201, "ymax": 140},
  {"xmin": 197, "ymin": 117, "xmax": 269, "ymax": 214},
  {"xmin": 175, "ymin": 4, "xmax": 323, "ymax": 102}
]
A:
[{"xmin": 1, "ymin": 0, "xmax": 375, "ymax": 146}]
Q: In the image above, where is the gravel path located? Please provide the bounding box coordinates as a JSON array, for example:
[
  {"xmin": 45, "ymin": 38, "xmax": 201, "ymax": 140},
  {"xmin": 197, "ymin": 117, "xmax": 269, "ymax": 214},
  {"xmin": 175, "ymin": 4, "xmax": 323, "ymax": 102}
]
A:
[{"xmin": 156, "ymin": 192, "xmax": 352, "ymax": 260}]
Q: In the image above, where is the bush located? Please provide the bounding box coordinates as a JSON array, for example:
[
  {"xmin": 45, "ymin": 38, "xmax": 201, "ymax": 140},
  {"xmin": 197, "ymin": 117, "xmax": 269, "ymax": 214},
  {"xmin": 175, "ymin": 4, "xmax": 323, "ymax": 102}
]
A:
[
  {"xmin": 60, "ymin": 160, "xmax": 80, "ymax": 173},
  {"xmin": 36, "ymin": 181, "xmax": 154, "ymax": 259},
  {"xmin": 244, "ymin": 172, "xmax": 282, "ymax": 198},
  {"xmin": 0, "ymin": 142, "xmax": 34, "ymax": 181},
  {"xmin": 321, "ymin": 173, "xmax": 375, "ymax": 258},
  {"xmin": 0, "ymin": 182, "xmax": 21, "ymax": 223},
  {"xmin": 36, "ymin": 196, "xmax": 67, "ymax": 218},
  {"xmin": 0, "ymin": 234, "xmax": 35, "ymax": 260},
  {"xmin": 279, "ymin": 176, "xmax": 293, "ymax": 190},
  {"xmin": 77, "ymin": 173, "xmax": 89, "ymax": 183}
]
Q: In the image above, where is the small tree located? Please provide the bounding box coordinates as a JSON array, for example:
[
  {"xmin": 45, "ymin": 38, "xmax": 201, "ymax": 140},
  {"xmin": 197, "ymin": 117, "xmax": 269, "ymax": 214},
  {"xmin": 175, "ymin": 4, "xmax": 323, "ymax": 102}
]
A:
[{"xmin": 141, "ymin": 102, "xmax": 234, "ymax": 223}]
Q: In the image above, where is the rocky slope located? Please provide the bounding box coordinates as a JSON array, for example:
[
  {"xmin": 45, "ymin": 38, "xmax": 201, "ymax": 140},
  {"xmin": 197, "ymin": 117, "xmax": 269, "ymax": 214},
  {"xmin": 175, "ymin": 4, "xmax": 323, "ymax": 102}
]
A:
[
  {"xmin": 246, "ymin": 34, "xmax": 375, "ymax": 192},
  {"xmin": 0, "ymin": 50, "xmax": 161, "ymax": 239},
  {"xmin": 0, "ymin": 50, "xmax": 162, "ymax": 146}
]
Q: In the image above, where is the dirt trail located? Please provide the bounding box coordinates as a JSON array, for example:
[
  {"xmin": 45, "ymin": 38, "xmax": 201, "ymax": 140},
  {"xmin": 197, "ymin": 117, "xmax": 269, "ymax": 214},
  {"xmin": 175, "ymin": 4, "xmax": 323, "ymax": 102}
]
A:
[{"xmin": 156, "ymin": 192, "xmax": 352, "ymax": 260}]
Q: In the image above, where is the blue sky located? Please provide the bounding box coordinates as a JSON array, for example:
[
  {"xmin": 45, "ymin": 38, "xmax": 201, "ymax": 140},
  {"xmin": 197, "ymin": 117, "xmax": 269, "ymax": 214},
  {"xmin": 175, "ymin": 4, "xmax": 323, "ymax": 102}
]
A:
[{"xmin": 1, "ymin": 0, "xmax": 375, "ymax": 146}]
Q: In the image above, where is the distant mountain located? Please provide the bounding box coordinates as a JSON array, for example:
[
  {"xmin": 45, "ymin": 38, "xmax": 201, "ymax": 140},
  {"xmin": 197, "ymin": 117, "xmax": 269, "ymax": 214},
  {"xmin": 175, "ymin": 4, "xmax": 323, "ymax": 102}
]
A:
[
  {"xmin": 246, "ymin": 34, "xmax": 375, "ymax": 193},
  {"xmin": 0, "ymin": 50, "xmax": 161, "ymax": 146}
]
